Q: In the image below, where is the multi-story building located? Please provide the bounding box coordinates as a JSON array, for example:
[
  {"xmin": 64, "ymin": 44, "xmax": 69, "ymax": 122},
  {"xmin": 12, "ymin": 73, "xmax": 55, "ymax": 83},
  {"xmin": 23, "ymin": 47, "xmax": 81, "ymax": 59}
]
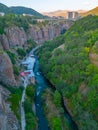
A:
[{"xmin": 66, "ymin": 11, "xmax": 79, "ymax": 20}]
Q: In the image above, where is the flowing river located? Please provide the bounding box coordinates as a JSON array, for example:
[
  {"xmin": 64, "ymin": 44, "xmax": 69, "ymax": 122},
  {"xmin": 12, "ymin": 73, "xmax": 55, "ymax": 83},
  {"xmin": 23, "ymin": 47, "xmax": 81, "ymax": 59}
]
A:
[{"xmin": 34, "ymin": 56, "xmax": 49, "ymax": 130}]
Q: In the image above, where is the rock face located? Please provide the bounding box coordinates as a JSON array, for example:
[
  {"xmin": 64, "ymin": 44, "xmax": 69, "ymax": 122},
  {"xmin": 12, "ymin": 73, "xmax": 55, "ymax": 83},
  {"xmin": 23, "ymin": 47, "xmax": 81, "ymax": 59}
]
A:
[
  {"xmin": 5, "ymin": 26, "xmax": 27, "ymax": 47},
  {"xmin": 0, "ymin": 52, "xmax": 16, "ymax": 86},
  {"xmin": 0, "ymin": 85, "xmax": 20, "ymax": 130},
  {"xmin": 0, "ymin": 21, "xmax": 72, "ymax": 49},
  {"xmin": 27, "ymin": 23, "xmax": 71, "ymax": 43}
]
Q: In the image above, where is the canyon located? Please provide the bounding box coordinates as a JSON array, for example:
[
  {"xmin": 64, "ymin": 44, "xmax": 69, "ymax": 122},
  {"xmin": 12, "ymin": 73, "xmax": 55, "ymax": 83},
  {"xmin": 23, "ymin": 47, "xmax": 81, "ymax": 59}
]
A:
[{"xmin": 0, "ymin": 19, "xmax": 73, "ymax": 130}]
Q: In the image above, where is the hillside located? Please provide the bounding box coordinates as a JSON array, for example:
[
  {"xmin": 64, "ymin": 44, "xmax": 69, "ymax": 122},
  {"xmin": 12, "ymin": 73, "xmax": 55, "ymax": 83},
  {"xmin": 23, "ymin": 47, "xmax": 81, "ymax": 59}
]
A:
[
  {"xmin": 0, "ymin": 3, "xmax": 12, "ymax": 14},
  {"xmin": 37, "ymin": 15, "xmax": 98, "ymax": 130},
  {"xmin": 82, "ymin": 6, "xmax": 98, "ymax": 16},
  {"xmin": 10, "ymin": 6, "xmax": 43, "ymax": 17},
  {"xmin": 0, "ymin": 3, "xmax": 44, "ymax": 18}
]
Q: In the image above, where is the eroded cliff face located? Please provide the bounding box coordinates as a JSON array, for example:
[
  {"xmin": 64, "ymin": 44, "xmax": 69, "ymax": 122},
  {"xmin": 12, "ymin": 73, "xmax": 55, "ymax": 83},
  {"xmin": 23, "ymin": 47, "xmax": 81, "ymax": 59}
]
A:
[
  {"xmin": 5, "ymin": 26, "xmax": 27, "ymax": 48},
  {"xmin": 0, "ymin": 52, "xmax": 16, "ymax": 87},
  {"xmin": 27, "ymin": 23, "xmax": 70, "ymax": 43},
  {"xmin": 0, "ymin": 85, "xmax": 19, "ymax": 130},
  {"xmin": 0, "ymin": 22, "xmax": 72, "ymax": 50}
]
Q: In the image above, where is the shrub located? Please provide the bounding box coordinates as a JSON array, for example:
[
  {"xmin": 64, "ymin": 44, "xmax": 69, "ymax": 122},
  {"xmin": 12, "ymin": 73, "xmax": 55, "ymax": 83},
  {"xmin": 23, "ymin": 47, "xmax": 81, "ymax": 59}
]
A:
[
  {"xmin": 13, "ymin": 65, "xmax": 19, "ymax": 76},
  {"xmin": 53, "ymin": 90, "xmax": 61, "ymax": 107},
  {"xmin": 26, "ymin": 113, "xmax": 37, "ymax": 130},
  {"xmin": 17, "ymin": 48, "xmax": 26, "ymax": 57},
  {"xmin": 6, "ymin": 51, "xmax": 16, "ymax": 64},
  {"xmin": 51, "ymin": 117, "xmax": 62, "ymax": 130}
]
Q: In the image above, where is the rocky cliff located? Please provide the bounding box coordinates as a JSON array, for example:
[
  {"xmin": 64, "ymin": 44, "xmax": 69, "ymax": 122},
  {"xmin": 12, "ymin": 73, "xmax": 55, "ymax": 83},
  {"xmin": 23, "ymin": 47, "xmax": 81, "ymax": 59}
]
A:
[
  {"xmin": 5, "ymin": 27, "xmax": 27, "ymax": 48},
  {"xmin": 0, "ymin": 21, "xmax": 72, "ymax": 50},
  {"xmin": 0, "ymin": 85, "xmax": 19, "ymax": 130},
  {"xmin": 27, "ymin": 23, "xmax": 69, "ymax": 43},
  {"xmin": 0, "ymin": 51, "xmax": 16, "ymax": 87}
]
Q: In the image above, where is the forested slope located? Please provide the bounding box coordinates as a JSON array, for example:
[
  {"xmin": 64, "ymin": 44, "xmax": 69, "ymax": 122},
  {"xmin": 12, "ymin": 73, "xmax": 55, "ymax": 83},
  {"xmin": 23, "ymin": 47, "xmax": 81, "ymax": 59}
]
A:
[{"xmin": 37, "ymin": 15, "xmax": 98, "ymax": 130}]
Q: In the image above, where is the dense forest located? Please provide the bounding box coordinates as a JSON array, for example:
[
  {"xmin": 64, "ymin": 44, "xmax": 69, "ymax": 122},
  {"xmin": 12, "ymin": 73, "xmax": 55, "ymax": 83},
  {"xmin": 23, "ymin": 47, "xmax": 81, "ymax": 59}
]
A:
[{"xmin": 37, "ymin": 15, "xmax": 98, "ymax": 130}]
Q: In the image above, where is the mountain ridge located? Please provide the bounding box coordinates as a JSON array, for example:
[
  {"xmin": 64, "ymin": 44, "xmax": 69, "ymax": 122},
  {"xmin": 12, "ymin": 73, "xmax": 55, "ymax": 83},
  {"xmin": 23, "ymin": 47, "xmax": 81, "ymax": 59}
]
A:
[
  {"xmin": 82, "ymin": 6, "xmax": 98, "ymax": 16},
  {"xmin": 0, "ymin": 3, "xmax": 44, "ymax": 18},
  {"xmin": 10, "ymin": 6, "xmax": 43, "ymax": 17}
]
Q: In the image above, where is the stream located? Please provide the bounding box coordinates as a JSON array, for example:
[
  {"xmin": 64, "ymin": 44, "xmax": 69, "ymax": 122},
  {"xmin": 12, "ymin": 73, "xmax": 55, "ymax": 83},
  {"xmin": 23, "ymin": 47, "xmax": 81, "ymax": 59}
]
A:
[{"xmin": 34, "ymin": 57, "xmax": 49, "ymax": 130}]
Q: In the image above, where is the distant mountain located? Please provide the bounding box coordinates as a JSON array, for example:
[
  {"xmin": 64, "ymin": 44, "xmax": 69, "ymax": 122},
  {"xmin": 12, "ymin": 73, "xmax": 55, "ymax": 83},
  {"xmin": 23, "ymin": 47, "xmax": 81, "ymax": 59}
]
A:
[
  {"xmin": 43, "ymin": 10, "xmax": 68, "ymax": 17},
  {"xmin": 82, "ymin": 6, "xmax": 98, "ymax": 16},
  {"xmin": 0, "ymin": 3, "xmax": 12, "ymax": 14},
  {"xmin": 0, "ymin": 3, "xmax": 44, "ymax": 18},
  {"xmin": 10, "ymin": 6, "xmax": 43, "ymax": 17},
  {"xmin": 43, "ymin": 10, "xmax": 86, "ymax": 18}
]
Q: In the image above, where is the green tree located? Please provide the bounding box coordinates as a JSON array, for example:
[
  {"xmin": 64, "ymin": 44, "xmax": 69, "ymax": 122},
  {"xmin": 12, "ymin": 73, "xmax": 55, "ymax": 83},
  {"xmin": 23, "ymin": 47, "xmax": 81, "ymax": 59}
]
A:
[{"xmin": 53, "ymin": 90, "xmax": 61, "ymax": 107}]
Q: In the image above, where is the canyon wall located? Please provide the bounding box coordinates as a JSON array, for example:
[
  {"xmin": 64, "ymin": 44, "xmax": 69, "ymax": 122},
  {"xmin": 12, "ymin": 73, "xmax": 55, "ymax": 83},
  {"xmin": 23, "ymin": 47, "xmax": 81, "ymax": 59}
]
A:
[
  {"xmin": 0, "ymin": 21, "xmax": 72, "ymax": 50},
  {"xmin": 27, "ymin": 23, "xmax": 69, "ymax": 43}
]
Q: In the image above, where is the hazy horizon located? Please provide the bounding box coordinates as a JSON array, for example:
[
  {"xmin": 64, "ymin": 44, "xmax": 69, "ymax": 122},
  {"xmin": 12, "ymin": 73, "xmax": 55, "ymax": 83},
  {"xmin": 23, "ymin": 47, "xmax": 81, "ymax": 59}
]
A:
[{"xmin": 0, "ymin": 0, "xmax": 98, "ymax": 13}]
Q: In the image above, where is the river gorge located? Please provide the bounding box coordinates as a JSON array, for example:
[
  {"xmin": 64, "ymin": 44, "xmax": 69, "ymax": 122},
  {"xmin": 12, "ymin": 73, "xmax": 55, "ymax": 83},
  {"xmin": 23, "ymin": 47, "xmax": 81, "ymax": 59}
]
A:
[{"xmin": 20, "ymin": 47, "xmax": 78, "ymax": 130}]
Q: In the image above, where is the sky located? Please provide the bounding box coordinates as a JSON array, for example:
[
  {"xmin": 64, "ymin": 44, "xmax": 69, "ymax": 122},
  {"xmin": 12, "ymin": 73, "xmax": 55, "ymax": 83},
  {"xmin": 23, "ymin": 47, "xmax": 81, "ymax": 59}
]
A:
[{"xmin": 0, "ymin": 0, "xmax": 98, "ymax": 12}]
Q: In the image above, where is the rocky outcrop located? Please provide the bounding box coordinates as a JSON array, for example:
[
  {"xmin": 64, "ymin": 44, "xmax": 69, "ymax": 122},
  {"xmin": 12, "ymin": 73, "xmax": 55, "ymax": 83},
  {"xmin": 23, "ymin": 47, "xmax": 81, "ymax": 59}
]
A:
[
  {"xmin": 5, "ymin": 26, "xmax": 27, "ymax": 47},
  {"xmin": 0, "ymin": 85, "xmax": 20, "ymax": 130},
  {"xmin": 0, "ymin": 52, "xmax": 16, "ymax": 86}
]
